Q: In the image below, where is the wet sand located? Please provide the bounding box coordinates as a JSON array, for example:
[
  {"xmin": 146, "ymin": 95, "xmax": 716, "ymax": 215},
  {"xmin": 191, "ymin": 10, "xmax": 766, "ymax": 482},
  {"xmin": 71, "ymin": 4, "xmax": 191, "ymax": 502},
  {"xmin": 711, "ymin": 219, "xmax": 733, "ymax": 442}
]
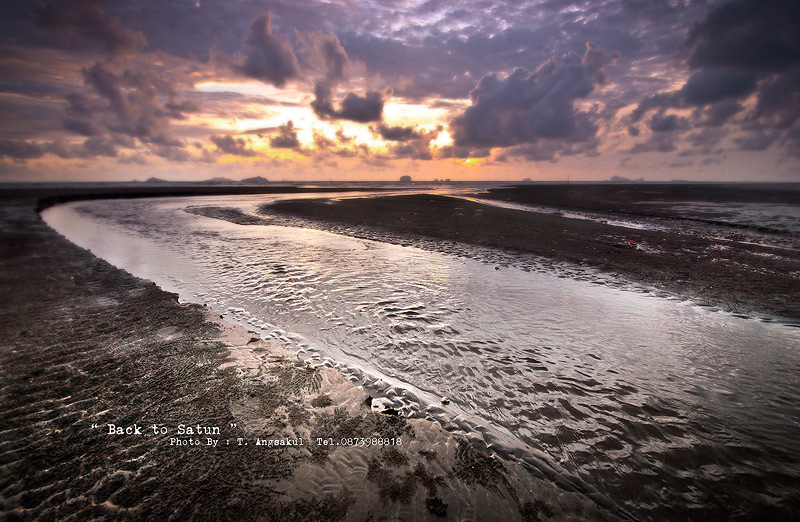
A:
[
  {"xmin": 0, "ymin": 196, "xmax": 616, "ymax": 521},
  {"xmin": 268, "ymin": 188, "xmax": 800, "ymax": 320},
  {"xmin": 482, "ymin": 183, "xmax": 799, "ymax": 215}
]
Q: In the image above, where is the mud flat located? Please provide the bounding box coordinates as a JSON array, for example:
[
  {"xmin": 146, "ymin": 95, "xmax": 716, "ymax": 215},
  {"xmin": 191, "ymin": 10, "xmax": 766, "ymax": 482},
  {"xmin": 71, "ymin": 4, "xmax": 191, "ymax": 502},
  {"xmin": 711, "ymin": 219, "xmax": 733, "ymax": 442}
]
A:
[
  {"xmin": 267, "ymin": 191, "xmax": 800, "ymax": 321},
  {"xmin": 0, "ymin": 196, "xmax": 616, "ymax": 521}
]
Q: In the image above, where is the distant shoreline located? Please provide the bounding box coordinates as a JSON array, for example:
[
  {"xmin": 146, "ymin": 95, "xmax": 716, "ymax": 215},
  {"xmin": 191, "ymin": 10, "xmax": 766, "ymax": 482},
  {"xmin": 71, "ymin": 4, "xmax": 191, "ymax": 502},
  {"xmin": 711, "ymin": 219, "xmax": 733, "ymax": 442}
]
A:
[{"xmin": 0, "ymin": 185, "xmax": 397, "ymax": 213}]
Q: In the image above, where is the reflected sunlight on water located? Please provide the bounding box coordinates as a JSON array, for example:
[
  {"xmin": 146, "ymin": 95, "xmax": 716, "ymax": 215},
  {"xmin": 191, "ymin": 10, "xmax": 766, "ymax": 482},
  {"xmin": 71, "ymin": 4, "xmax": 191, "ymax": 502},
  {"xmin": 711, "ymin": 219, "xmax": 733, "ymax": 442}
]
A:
[{"xmin": 44, "ymin": 195, "xmax": 800, "ymax": 521}]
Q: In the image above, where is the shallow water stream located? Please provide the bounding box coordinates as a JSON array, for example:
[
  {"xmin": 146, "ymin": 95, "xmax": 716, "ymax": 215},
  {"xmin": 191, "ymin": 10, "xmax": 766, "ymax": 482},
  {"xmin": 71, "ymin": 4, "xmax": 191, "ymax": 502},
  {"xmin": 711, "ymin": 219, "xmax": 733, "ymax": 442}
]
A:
[{"xmin": 44, "ymin": 195, "xmax": 800, "ymax": 521}]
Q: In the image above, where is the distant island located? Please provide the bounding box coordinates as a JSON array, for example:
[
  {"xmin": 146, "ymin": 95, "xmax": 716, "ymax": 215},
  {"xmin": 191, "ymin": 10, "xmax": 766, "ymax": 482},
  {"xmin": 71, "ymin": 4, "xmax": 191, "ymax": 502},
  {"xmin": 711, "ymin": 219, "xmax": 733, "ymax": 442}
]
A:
[
  {"xmin": 241, "ymin": 176, "xmax": 270, "ymax": 185},
  {"xmin": 139, "ymin": 176, "xmax": 270, "ymax": 185},
  {"xmin": 608, "ymin": 176, "xmax": 645, "ymax": 183}
]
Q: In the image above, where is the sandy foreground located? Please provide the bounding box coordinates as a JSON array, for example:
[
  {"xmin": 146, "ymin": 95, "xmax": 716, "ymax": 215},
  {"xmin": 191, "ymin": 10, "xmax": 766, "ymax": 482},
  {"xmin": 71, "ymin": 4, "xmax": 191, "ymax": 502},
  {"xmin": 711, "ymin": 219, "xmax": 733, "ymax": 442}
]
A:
[{"xmin": 0, "ymin": 197, "xmax": 617, "ymax": 521}]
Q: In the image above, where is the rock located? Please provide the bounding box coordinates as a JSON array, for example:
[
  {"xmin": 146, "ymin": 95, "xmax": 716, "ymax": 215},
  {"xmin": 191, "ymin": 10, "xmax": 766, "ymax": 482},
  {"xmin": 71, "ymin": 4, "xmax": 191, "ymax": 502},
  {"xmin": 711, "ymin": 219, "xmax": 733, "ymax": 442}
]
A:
[{"xmin": 370, "ymin": 397, "xmax": 400, "ymax": 415}]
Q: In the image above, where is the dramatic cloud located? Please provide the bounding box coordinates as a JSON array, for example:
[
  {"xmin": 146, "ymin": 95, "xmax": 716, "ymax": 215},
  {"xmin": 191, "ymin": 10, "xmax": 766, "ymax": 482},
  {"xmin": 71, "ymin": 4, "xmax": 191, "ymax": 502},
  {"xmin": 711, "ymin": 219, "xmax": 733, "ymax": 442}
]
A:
[
  {"xmin": 304, "ymin": 32, "xmax": 389, "ymax": 123},
  {"xmin": 648, "ymin": 112, "xmax": 688, "ymax": 133},
  {"xmin": 629, "ymin": 0, "xmax": 800, "ymax": 155},
  {"xmin": 235, "ymin": 13, "xmax": 300, "ymax": 87},
  {"xmin": 59, "ymin": 61, "xmax": 197, "ymax": 158},
  {"xmin": 211, "ymin": 134, "xmax": 256, "ymax": 156},
  {"xmin": 301, "ymin": 32, "xmax": 350, "ymax": 83},
  {"xmin": 450, "ymin": 42, "xmax": 619, "ymax": 149},
  {"xmin": 753, "ymin": 68, "xmax": 800, "ymax": 130},
  {"xmin": 680, "ymin": 69, "xmax": 758, "ymax": 106},
  {"xmin": 32, "ymin": 0, "xmax": 146, "ymax": 55},
  {"xmin": 0, "ymin": 139, "xmax": 49, "ymax": 160},
  {"xmin": 681, "ymin": 0, "xmax": 800, "ymax": 73},
  {"xmin": 437, "ymin": 145, "xmax": 491, "ymax": 160},
  {"xmin": 373, "ymin": 123, "xmax": 439, "ymax": 142},
  {"xmin": 312, "ymin": 84, "xmax": 388, "ymax": 123},
  {"xmin": 1, "ymin": 0, "xmax": 797, "ymax": 179},
  {"xmin": 269, "ymin": 121, "xmax": 300, "ymax": 149}
]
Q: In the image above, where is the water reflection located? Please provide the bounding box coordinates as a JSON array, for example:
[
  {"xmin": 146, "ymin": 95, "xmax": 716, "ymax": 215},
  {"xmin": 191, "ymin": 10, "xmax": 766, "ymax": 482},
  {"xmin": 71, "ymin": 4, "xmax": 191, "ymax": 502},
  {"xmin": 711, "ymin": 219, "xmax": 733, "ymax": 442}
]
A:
[{"xmin": 43, "ymin": 195, "xmax": 800, "ymax": 521}]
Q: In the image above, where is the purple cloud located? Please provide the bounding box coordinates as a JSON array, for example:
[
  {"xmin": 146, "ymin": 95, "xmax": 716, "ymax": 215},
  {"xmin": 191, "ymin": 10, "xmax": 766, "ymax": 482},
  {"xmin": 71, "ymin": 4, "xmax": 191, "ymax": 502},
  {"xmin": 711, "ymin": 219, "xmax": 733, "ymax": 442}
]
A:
[
  {"xmin": 449, "ymin": 42, "xmax": 619, "ymax": 149},
  {"xmin": 235, "ymin": 13, "xmax": 300, "ymax": 87}
]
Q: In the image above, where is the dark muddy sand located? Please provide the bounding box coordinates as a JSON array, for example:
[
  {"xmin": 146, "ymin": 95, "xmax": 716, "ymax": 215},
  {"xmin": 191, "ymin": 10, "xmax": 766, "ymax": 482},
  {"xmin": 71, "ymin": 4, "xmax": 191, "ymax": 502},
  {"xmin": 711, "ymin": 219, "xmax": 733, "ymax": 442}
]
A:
[
  {"xmin": 268, "ymin": 186, "xmax": 800, "ymax": 321},
  {"xmin": 0, "ymin": 196, "xmax": 615, "ymax": 521}
]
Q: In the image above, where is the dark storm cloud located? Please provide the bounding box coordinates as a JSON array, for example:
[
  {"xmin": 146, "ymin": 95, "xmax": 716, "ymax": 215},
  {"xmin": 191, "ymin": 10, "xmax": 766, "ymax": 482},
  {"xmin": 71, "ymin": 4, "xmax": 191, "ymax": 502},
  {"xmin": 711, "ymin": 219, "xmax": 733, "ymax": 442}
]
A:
[
  {"xmin": 630, "ymin": 0, "xmax": 800, "ymax": 156},
  {"xmin": 305, "ymin": 31, "xmax": 388, "ymax": 123},
  {"xmin": 0, "ymin": 139, "xmax": 49, "ymax": 160},
  {"xmin": 2, "ymin": 0, "xmax": 702, "ymax": 104},
  {"xmin": 269, "ymin": 121, "xmax": 300, "ymax": 149},
  {"xmin": 695, "ymin": 99, "xmax": 743, "ymax": 127},
  {"xmin": 629, "ymin": 68, "xmax": 754, "ymax": 126},
  {"xmin": 682, "ymin": 0, "xmax": 800, "ymax": 73},
  {"xmin": 58, "ymin": 61, "xmax": 197, "ymax": 159},
  {"xmin": 753, "ymin": 69, "xmax": 800, "ymax": 129},
  {"xmin": 648, "ymin": 112, "xmax": 689, "ymax": 133},
  {"xmin": 210, "ymin": 134, "xmax": 256, "ymax": 156},
  {"xmin": 373, "ymin": 123, "xmax": 438, "ymax": 142},
  {"xmin": 2, "ymin": 0, "xmax": 798, "ymax": 173},
  {"xmin": 32, "ymin": 0, "xmax": 147, "ymax": 56},
  {"xmin": 311, "ymin": 82, "xmax": 388, "ymax": 123},
  {"xmin": 436, "ymin": 145, "xmax": 472, "ymax": 160},
  {"xmin": 374, "ymin": 122, "xmax": 442, "ymax": 160},
  {"xmin": 449, "ymin": 42, "xmax": 619, "ymax": 149},
  {"xmin": 311, "ymin": 86, "xmax": 380, "ymax": 123},
  {"xmin": 330, "ymin": 0, "xmax": 710, "ymax": 101},
  {"xmin": 437, "ymin": 145, "xmax": 491, "ymax": 160},
  {"xmin": 680, "ymin": 69, "xmax": 757, "ymax": 106},
  {"xmin": 67, "ymin": 62, "xmax": 190, "ymax": 141},
  {"xmin": 234, "ymin": 13, "xmax": 300, "ymax": 87}
]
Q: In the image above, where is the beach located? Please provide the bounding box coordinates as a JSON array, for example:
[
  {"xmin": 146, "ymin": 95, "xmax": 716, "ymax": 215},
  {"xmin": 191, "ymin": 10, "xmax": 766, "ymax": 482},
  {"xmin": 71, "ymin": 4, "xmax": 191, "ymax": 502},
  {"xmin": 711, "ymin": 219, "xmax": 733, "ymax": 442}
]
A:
[
  {"xmin": 0, "ymin": 194, "xmax": 617, "ymax": 521},
  {"xmin": 267, "ymin": 186, "xmax": 800, "ymax": 320}
]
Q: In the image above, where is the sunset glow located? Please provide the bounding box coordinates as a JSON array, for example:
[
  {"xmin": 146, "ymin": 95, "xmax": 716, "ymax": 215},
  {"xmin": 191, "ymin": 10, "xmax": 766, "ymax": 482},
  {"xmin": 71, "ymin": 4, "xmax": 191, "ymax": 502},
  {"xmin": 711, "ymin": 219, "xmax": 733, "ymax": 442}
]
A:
[{"xmin": 0, "ymin": 0, "xmax": 798, "ymax": 182}]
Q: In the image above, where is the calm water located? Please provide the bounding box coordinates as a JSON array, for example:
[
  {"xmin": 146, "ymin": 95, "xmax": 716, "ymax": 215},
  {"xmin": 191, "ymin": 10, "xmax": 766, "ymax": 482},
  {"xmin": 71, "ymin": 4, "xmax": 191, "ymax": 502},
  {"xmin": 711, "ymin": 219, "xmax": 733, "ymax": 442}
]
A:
[{"xmin": 43, "ymin": 195, "xmax": 800, "ymax": 521}]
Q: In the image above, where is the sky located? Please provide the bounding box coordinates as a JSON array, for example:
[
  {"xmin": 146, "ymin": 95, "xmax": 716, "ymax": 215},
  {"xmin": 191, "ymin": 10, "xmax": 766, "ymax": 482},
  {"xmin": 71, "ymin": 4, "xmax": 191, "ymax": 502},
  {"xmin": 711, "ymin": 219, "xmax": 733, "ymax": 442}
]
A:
[{"xmin": 0, "ymin": 0, "xmax": 799, "ymax": 182}]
